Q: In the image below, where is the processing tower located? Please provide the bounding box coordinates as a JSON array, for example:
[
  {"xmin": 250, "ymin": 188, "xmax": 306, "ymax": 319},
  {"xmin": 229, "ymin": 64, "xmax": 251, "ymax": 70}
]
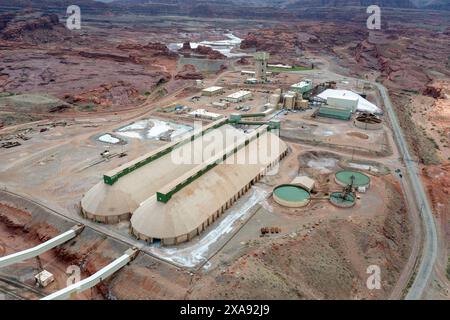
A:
[{"xmin": 254, "ymin": 52, "xmax": 270, "ymax": 83}]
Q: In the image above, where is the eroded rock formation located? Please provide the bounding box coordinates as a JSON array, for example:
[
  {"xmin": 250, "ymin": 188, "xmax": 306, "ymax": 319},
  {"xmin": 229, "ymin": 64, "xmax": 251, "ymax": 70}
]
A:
[{"xmin": 175, "ymin": 64, "xmax": 204, "ymax": 80}]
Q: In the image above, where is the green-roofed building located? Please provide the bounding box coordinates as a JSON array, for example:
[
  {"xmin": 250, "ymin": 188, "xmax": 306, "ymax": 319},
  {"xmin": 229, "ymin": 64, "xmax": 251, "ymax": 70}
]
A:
[
  {"xmin": 317, "ymin": 106, "xmax": 352, "ymax": 121},
  {"xmin": 290, "ymin": 79, "xmax": 313, "ymax": 96}
]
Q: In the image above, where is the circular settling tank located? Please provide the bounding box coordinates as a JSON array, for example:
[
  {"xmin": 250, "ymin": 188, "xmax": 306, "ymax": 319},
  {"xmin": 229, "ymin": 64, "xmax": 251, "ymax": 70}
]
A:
[
  {"xmin": 273, "ymin": 184, "xmax": 311, "ymax": 208},
  {"xmin": 329, "ymin": 192, "xmax": 356, "ymax": 208},
  {"xmin": 335, "ymin": 170, "xmax": 370, "ymax": 188}
]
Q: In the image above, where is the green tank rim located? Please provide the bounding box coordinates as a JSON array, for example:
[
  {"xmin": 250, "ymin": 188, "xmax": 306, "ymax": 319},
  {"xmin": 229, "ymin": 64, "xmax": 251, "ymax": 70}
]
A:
[
  {"xmin": 335, "ymin": 170, "xmax": 370, "ymax": 187},
  {"xmin": 273, "ymin": 184, "xmax": 311, "ymax": 202},
  {"xmin": 329, "ymin": 191, "xmax": 356, "ymax": 207}
]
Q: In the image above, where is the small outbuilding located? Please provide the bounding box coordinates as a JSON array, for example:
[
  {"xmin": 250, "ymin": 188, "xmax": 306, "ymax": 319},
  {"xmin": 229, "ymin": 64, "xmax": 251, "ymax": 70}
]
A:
[
  {"xmin": 35, "ymin": 270, "xmax": 55, "ymax": 287},
  {"xmin": 201, "ymin": 86, "xmax": 224, "ymax": 96},
  {"xmin": 291, "ymin": 176, "xmax": 316, "ymax": 192},
  {"xmin": 245, "ymin": 78, "xmax": 258, "ymax": 84},
  {"xmin": 188, "ymin": 109, "xmax": 222, "ymax": 120},
  {"xmin": 226, "ymin": 90, "xmax": 252, "ymax": 103}
]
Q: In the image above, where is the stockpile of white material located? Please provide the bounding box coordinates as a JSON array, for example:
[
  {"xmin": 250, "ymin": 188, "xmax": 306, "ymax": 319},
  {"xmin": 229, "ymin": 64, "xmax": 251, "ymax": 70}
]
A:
[
  {"xmin": 317, "ymin": 89, "xmax": 382, "ymax": 114},
  {"xmin": 98, "ymin": 134, "xmax": 120, "ymax": 144},
  {"xmin": 169, "ymin": 33, "xmax": 245, "ymax": 58}
]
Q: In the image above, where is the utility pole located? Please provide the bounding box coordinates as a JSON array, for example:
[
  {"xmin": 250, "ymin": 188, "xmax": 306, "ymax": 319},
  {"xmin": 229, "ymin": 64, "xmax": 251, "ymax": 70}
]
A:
[
  {"xmin": 419, "ymin": 201, "xmax": 425, "ymax": 217},
  {"xmin": 36, "ymin": 256, "xmax": 43, "ymax": 272}
]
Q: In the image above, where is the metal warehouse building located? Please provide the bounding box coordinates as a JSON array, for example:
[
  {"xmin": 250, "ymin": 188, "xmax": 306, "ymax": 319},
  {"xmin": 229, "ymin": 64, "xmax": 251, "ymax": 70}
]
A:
[
  {"xmin": 317, "ymin": 89, "xmax": 382, "ymax": 114},
  {"xmin": 131, "ymin": 128, "xmax": 287, "ymax": 245},
  {"xmin": 201, "ymin": 86, "xmax": 224, "ymax": 96},
  {"xmin": 317, "ymin": 106, "xmax": 353, "ymax": 120},
  {"xmin": 81, "ymin": 117, "xmax": 287, "ymax": 245},
  {"xmin": 226, "ymin": 90, "xmax": 252, "ymax": 103},
  {"xmin": 290, "ymin": 79, "xmax": 313, "ymax": 95}
]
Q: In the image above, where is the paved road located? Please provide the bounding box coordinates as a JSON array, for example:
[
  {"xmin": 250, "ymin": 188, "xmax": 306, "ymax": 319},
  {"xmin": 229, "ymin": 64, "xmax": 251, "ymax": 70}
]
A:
[
  {"xmin": 2, "ymin": 65, "xmax": 438, "ymax": 298},
  {"xmin": 291, "ymin": 64, "xmax": 437, "ymax": 298},
  {"xmin": 373, "ymin": 82, "xmax": 438, "ymax": 300}
]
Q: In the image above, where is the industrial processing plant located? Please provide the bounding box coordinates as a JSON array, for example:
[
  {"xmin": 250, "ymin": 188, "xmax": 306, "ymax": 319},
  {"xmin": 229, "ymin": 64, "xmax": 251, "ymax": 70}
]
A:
[
  {"xmin": 82, "ymin": 116, "xmax": 287, "ymax": 245},
  {"xmin": 0, "ymin": 5, "xmax": 446, "ymax": 303}
]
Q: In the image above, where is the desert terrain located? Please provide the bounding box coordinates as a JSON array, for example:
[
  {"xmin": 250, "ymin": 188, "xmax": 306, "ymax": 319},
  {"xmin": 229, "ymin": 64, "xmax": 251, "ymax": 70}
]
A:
[{"xmin": 0, "ymin": 3, "xmax": 448, "ymax": 300}]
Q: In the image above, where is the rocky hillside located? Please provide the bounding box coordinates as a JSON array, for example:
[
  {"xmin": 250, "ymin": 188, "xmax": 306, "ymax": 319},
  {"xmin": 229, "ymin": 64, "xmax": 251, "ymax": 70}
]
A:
[
  {"xmin": 1, "ymin": 0, "xmax": 448, "ymax": 19},
  {"xmin": 113, "ymin": 0, "xmax": 450, "ymax": 10},
  {"xmin": 287, "ymin": 0, "xmax": 415, "ymax": 8},
  {"xmin": 411, "ymin": 0, "xmax": 450, "ymax": 9},
  {"xmin": 0, "ymin": 0, "xmax": 107, "ymax": 9},
  {"xmin": 118, "ymin": 0, "xmax": 416, "ymax": 8},
  {"xmin": 0, "ymin": 11, "xmax": 70, "ymax": 43}
]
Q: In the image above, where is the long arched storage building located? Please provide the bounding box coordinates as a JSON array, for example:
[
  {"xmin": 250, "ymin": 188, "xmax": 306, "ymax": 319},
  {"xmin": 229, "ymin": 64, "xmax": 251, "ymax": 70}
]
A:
[
  {"xmin": 81, "ymin": 118, "xmax": 288, "ymax": 245},
  {"xmin": 131, "ymin": 128, "xmax": 287, "ymax": 245}
]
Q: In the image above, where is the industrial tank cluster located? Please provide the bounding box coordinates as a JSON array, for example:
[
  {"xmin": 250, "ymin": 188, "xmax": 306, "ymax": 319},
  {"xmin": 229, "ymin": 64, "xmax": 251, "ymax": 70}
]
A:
[{"xmin": 273, "ymin": 171, "xmax": 371, "ymax": 209}]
